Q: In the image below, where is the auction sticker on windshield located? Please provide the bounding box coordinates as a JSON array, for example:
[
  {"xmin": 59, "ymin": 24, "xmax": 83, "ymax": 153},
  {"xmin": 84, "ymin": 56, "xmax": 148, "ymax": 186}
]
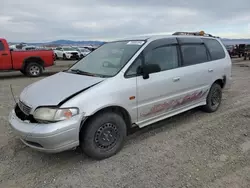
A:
[{"xmin": 127, "ymin": 41, "xmax": 145, "ymax": 45}]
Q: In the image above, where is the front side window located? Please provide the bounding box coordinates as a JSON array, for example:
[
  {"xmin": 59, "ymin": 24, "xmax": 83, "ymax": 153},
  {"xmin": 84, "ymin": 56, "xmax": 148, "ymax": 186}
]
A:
[
  {"xmin": 125, "ymin": 45, "xmax": 179, "ymax": 77},
  {"xmin": 68, "ymin": 40, "xmax": 145, "ymax": 77},
  {"xmin": 145, "ymin": 46, "xmax": 178, "ymax": 71},
  {"xmin": 145, "ymin": 45, "xmax": 179, "ymax": 71},
  {"xmin": 125, "ymin": 57, "xmax": 142, "ymax": 77},
  {"xmin": 181, "ymin": 44, "xmax": 208, "ymax": 66}
]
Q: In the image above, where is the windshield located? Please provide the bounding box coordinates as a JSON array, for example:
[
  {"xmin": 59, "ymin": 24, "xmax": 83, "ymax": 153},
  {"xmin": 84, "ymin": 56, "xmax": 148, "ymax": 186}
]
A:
[
  {"xmin": 68, "ymin": 40, "xmax": 145, "ymax": 77},
  {"xmin": 63, "ymin": 47, "xmax": 75, "ymax": 51}
]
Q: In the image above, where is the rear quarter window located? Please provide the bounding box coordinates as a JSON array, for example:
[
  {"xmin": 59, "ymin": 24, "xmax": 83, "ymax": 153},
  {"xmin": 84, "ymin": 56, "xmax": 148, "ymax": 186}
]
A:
[{"xmin": 203, "ymin": 38, "xmax": 225, "ymax": 60}]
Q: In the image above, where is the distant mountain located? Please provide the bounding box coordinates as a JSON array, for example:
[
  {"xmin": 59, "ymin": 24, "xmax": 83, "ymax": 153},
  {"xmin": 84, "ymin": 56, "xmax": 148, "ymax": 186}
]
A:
[
  {"xmin": 220, "ymin": 38, "xmax": 250, "ymax": 45},
  {"xmin": 9, "ymin": 38, "xmax": 250, "ymax": 46},
  {"xmin": 48, "ymin": 40, "xmax": 106, "ymax": 46},
  {"xmin": 9, "ymin": 40, "xmax": 106, "ymax": 47}
]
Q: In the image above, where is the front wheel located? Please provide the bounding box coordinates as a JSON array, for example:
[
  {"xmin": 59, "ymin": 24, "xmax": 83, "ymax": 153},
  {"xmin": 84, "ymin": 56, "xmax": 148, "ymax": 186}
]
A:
[
  {"xmin": 80, "ymin": 112, "xmax": 127, "ymax": 160},
  {"xmin": 201, "ymin": 83, "xmax": 222, "ymax": 113},
  {"xmin": 25, "ymin": 63, "xmax": 43, "ymax": 77}
]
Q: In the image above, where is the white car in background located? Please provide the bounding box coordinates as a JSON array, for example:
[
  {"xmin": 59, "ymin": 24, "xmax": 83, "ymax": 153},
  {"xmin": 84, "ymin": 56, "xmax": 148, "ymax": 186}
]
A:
[
  {"xmin": 72, "ymin": 47, "xmax": 91, "ymax": 59},
  {"xmin": 54, "ymin": 46, "xmax": 80, "ymax": 60}
]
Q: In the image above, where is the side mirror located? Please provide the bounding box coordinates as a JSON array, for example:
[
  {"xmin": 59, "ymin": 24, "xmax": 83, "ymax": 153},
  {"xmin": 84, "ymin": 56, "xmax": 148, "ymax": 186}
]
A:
[{"xmin": 137, "ymin": 63, "xmax": 161, "ymax": 79}]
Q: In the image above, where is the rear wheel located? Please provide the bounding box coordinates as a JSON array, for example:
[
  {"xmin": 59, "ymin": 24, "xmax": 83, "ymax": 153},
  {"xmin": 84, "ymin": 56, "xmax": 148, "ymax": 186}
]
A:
[
  {"xmin": 25, "ymin": 62, "xmax": 43, "ymax": 77},
  {"xmin": 201, "ymin": 83, "xmax": 222, "ymax": 113},
  {"xmin": 63, "ymin": 54, "xmax": 66, "ymax": 60},
  {"xmin": 80, "ymin": 112, "xmax": 127, "ymax": 160}
]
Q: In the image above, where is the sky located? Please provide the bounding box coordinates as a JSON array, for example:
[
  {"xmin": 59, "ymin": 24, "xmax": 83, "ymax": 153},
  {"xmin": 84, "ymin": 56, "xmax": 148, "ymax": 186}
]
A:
[{"xmin": 1, "ymin": 0, "xmax": 250, "ymax": 42}]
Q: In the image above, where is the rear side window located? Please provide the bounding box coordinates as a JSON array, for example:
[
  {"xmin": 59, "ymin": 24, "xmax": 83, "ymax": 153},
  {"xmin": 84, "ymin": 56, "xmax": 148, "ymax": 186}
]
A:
[
  {"xmin": 0, "ymin": 41, "xmax": 4, "ymax": 51},
  {"xmin": 203, "ymin": 38, "xmax": 225, "ymax": 60},
  {"xmin": 181, "ymin": 44, "xmax": 208, "ymax": 66}
]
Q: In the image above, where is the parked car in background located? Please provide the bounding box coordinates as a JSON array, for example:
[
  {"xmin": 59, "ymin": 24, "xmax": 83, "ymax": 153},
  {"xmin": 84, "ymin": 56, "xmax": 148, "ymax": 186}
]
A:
[
  {"xmin": 238, "ymin": 44, "xmax": 246, "ymax": 57},
  {"xmin": 22, "ymin": 45, "xmax": 37, "ymax": 51},
  {"xmin": 0, "ymin": 38, "xmax": 55, "ymax": 77},
  {"xmin": 83, "ymin": 46, "xmax": 98, "ymax": 52},
  {"xmin": 72, "ymin": 47, "xmax": 91, "ymax": 59},
  {"xmin": 8, "ymin": 31, "xmax": 232, "ymax": 160},
  {"xmin": 225, "ymin": 45, "xmax": 236, "ymax": 57},
  {"xmin": 54, "ymin": 46, "xmax": 80, "ymax": 60},
  {"xmin": 243, "ymin": 44, "xmax": 250, "ymax": 60}
]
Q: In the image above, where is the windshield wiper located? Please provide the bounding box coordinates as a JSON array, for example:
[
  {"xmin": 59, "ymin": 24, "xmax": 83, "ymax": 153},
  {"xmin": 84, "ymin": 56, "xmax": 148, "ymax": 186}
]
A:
[
  {"xmin": 69, "ymin": 69, "xmax": 96, "ymax": 76},
  {"xmin": 69, "ymin": 69, "xmax": 111, "ymax": 78}
]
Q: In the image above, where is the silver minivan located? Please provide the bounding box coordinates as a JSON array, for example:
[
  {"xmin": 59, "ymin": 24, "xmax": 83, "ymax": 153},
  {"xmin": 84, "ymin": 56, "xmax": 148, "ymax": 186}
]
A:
[{"xmin": 9, "ymin": 32, "xmax": 232, "ymax": 159}]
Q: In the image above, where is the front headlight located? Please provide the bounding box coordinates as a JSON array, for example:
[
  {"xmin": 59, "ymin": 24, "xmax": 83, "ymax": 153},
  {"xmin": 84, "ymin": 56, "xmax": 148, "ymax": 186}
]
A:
[
  {"xmin": 66, "ymin": 52, "xmax": 71, "ymax": 54},
  {"xmin": 33, "ymin": 107, "xmax": 79, "ymax": 122}
]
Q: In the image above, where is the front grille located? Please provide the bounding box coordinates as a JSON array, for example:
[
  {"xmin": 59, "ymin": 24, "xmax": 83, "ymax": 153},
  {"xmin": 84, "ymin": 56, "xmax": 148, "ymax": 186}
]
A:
[
  {"xmin": 15, "ymin": 104, "xmax": 37, "ymax": 123},
  {"xmin": 71, "ymin": 52, "xmax": 78, "ymax": 55},
  {"xmin": 18, "ymin": 100, "xmax": 31, "ymax": 115}
]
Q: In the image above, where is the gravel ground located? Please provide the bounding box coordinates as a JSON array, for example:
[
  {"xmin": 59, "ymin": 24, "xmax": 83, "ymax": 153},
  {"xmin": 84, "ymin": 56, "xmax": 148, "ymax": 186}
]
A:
[{"xmin": 0, "ymin": 59, "xmax": 250, "ymax": 188}]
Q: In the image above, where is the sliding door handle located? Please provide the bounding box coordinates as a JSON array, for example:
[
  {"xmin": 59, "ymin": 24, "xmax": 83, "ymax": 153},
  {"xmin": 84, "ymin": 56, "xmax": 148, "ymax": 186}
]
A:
[
  {"xmin": 208, "ymin": 69, "xmax": 213, "ymax": 72},
  {"xmin": 172, "ymin": 77, "xmax": 180, "ymax": 82}
]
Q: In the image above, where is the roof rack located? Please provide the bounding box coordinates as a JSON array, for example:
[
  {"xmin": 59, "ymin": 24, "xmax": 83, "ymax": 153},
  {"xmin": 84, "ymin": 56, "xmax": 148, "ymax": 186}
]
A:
[{"xmin": 172, "ymin": 31, "xmax": 219, "ymax": 38}]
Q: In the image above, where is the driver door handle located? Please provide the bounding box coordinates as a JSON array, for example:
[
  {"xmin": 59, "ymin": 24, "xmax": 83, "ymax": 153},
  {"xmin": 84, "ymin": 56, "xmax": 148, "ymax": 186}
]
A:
[
  {"xmin": 2, "ymin": 53, "xmax": 8, "ymax": 56},
  {"xmin": 173, "ymin": 77, "xmax": 180, "ymax": 82}
]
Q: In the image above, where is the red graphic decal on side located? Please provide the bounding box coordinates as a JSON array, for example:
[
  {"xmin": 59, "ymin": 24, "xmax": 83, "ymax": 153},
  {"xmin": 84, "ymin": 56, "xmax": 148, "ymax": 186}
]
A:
[{"xmin": 140, "ymin": 89, "xmax": 208, "ymax": 117}]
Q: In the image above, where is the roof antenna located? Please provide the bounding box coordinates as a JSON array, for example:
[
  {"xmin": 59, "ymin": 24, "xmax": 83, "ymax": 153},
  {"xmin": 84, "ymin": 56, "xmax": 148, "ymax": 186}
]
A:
[{"xmin": 10, "ymin": 84, "xmax": 17, "ymax": 104}]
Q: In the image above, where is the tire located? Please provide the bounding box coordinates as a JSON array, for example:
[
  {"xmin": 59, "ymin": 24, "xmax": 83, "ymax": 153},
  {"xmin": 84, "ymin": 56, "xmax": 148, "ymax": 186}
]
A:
[
  {"xmin": 25, "ymin": 62, "xmax": 43, "ymax": 77},
  {"xmin": 55, "ymin": 53, "xmax": 58, "ymax": 60},
  {"xmin": 201, "ymin": 83, "xmax": 222, "ymax": 113},
  {"xmin": 63, "ymin": 54, "xmax": 66, "ymax": 60},
  {"xmin": 80, "ymin": 112, "xmax": 127, "ymax": 160}
]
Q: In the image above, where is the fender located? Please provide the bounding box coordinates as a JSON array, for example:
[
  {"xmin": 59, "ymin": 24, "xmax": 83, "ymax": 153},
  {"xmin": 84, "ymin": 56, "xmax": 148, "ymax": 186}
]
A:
[{"xmin": 22, "ymin": 56, "xmax": 45, "ymax": 69}]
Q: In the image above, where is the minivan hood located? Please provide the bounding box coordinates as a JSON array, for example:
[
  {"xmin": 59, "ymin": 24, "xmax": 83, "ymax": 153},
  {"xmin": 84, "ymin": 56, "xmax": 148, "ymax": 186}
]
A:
[{"xmin": 19, "ymin": 71, "xmax": 105, "ymax": 108}]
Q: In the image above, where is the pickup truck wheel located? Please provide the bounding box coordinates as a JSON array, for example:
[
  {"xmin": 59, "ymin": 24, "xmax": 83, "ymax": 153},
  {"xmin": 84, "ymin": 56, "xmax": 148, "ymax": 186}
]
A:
[
  {"xmin": 80, "ymin": 112, "xmax": 127, "ymax": 160},
  {"xmin": 26, "ymin": 63, "xmax": 43, "ymax": 77}
]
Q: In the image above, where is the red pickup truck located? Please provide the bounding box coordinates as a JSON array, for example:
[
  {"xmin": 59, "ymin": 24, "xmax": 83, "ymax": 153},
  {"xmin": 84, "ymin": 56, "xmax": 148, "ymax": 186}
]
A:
[{"xmin": 0, "ymin": 38, "xmax": 55, "ymax": 77}]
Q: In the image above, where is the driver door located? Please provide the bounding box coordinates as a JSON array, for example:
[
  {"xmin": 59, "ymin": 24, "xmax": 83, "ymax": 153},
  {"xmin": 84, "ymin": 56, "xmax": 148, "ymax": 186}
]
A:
[
  {"xmin": 0, "ymin": 40, "xmax": 12, "ymax": 70},
  {"xmin": 136, "ymin": 43, "xmax": 182, "ymax": 127}
]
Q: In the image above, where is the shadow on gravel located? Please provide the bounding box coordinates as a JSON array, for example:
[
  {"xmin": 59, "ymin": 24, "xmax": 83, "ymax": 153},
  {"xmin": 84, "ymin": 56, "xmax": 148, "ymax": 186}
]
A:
[{"xmin": 0, "ymin": 71, "xmax": 60, "ymax": 80}]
